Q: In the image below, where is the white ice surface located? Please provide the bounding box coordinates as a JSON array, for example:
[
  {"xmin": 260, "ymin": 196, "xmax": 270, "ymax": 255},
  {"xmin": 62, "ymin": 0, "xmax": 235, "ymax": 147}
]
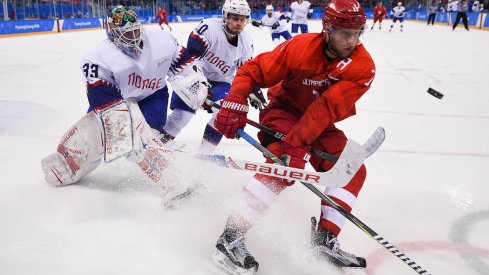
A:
[{"xmin": 1, "ymin": 20, "xmax": 489, "ymax": 275}]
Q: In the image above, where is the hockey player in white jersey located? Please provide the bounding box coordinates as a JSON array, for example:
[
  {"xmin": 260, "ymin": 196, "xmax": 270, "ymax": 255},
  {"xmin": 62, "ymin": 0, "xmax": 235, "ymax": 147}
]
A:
[
  {"xmin": 251, "ymin": 5, "xmax": 292, "ymax": 46},
  {"xmin": 389, "ymin": 2, "xmax": 406, "ymax": 32},
  {"xmin": 40, "ymin": 6, "xmax": 209, "ymax": 199},
  {"xmin": 288, "ymin": 0, "xmax": 313, "ymax": 35},
  {"xmin": 162, "ymin": 0, "xmax": 265, "ymax": 154}
]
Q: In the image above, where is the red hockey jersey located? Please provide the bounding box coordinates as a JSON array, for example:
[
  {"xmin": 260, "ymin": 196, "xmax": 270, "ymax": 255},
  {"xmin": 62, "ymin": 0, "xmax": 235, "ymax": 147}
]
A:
[
  {"xmin": 228, "ymin": 33, "xmax": 376, "ymax": 147},
  {"xmin": 157, "ymin": 9, "xmax": 168, "ymax": 24},
  {"xmin": 373, "ymin": 6, "xmax": 387, "ymax": 17}
]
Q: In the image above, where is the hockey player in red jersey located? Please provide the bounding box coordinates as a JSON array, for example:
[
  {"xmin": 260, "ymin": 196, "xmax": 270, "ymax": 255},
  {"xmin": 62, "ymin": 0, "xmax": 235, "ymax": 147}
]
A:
[
  {"xmin": 156, "ymin": 7, "xmax": 171, "ymax": 31},
  {"xmin": 371, "ymin": 2, "xmax": 387, "ymax": 30},
  {"xmin": 211, "ymin": 0, "xmax": 376, "ymax": 273}
]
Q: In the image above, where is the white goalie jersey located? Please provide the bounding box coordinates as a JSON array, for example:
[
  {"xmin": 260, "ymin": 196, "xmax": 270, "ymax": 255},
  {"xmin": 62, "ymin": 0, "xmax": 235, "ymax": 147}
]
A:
[
  {"xmin": 187, "ymin": 18, "xmax": 254, "ymax": 84},
  {"xmin": 80, "ymin": 28, "xmax": 185, "ymax": 102}
]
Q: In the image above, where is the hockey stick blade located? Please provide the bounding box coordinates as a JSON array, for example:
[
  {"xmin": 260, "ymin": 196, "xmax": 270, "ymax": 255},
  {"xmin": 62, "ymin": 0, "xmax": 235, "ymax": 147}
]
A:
[{"xmin": 363, "ymin": 127, "xmax": 385, "ymax": 158}]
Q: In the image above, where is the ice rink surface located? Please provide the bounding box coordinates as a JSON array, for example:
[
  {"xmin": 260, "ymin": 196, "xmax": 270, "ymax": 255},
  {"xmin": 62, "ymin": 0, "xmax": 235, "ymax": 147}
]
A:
[{"xmin": 1, "ymin": 19, "xmax": 488, "ymax": 274}]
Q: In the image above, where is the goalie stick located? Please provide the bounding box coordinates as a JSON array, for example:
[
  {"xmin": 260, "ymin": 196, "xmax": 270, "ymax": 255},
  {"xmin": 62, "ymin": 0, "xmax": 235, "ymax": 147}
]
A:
[
  {"xmin": 206, "ymin": 100, "xmax": 384, "ymax": 162},
  {"xmin": 235, "ymin": 128, "xmax": 432, "ymax": 275}
]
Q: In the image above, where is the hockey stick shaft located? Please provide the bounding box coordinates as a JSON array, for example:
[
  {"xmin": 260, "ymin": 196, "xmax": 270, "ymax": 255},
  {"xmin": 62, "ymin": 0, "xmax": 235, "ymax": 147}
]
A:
[
  {"xmin": 207, "ymin": 100, "xmax": 339, "ymax": 163},
  {"xmin": 251, "ymin": 20, "xmax": 274, "ymax": 27},
  {"xmin": 235, "ymin": 129, "xmax": 431, "ymax": 275}
]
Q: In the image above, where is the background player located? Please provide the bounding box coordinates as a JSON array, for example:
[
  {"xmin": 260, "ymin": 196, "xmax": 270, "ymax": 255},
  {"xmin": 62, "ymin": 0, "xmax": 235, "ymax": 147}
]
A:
[
  {"xmin": 157, "ymin": 6, "xmax": 172, "ymax": 31},
  {"xmin": 211, "ymin": 0, "xmax": 376, "ymax": 273},
  {"xmin": 288, "ymin": 0, "xmax": 313, "ymax": 35},
  {"xmin": 452, "ymin": 0, "xmax": 469, "ymax": 31},
  {"xmin": 41, "ymin": 6, "xmax": 208, "ymax": 197},
  {"xmin": 251, "ymin": 5, "xmax": 292, "ymax": 46},
  {"xmin": 389, "ymin": 2, "xmax": 406, "ymax": 32},
  {"xmin": 162, "ymin": 0, "xmax": 263, "ymax": 155},
  {"xmin": 371, "ymin": 2, "xmax": 387, "ymax": 30}
]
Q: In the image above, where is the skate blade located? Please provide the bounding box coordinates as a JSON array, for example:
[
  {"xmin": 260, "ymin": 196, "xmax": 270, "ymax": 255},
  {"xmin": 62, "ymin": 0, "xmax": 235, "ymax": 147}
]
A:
[
  {"xmin": 341, "ymin": 267, "xmax": 367, "ymax": 275},
  {"xmin": 312, "ymin": 247, "xmax": 366, "ymax": 272},
  {"xmin": 162, "ymin": 183, "xmax": 205, "ymax": 210},
  {"xmin": 211, "ymin": 250, "xmax": 256, "ymax": 275}
]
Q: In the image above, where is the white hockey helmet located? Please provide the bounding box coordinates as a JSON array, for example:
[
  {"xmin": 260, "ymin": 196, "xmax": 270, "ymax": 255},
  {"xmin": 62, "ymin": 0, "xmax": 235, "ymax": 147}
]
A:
[
  {"xmin": 397, "ymin": 1, "xmax": 402, "ymax": 5},
  {"xmin": 266, "ymin": 5, "xmax": 274, "ymax": 11},
  {"xmin": 106, "ymin": 5, "xmax": 143, "ymax": 59},
  {"xmin": 222, "ymin": 0, "xmax": 251, "ymax": 18}
]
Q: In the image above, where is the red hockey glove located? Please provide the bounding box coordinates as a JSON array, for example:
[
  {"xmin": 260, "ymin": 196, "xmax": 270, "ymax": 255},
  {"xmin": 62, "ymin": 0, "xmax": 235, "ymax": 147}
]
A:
[
  {"xmin": 214, "ymin": 96, "xmax": 249, "ymax": 139},
  {"xmin": 279, "ymin": 143, "xmax": 311, "ymax": 170}
]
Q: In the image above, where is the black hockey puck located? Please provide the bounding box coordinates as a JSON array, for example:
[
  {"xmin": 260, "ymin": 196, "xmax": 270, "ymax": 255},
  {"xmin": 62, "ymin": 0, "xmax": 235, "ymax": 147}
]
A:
[{"xmin": 427, "ymin": 87, "xmax": 444, "ymax": 99}]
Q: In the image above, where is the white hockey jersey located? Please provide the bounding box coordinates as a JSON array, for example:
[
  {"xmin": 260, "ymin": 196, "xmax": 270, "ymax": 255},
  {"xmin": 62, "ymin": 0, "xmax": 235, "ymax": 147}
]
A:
[
  {"xmin": 81, "ymin": 28, "xmax": 186, "ymax": 103},
  {"xmin": 392, "ymin": 6, "xmax": 406, "ymax": 18},
  {"xmin": 187, "ymin": 18, "xmax": 254, "ymax": 84},
  {"xmin": 290, "ymin": 1, "xmax": 312, "ymax": 24},
  {"xmin": 260, "ymin": 12, "xmax": 289, "ymax": 34}
]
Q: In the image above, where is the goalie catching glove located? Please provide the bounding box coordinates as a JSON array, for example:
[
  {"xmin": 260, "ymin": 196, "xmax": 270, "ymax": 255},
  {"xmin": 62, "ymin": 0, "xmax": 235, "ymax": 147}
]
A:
[
  {"xmin": 248, "ymin": 88, "xmax": 268, "ymax": 110},
  {"xmin": 168, "ymin": 65, "xmax": 210, "ymax": 110},
  {"xmin": 214, "ymin": 95, "xmax": 248, "ymax": 139}
]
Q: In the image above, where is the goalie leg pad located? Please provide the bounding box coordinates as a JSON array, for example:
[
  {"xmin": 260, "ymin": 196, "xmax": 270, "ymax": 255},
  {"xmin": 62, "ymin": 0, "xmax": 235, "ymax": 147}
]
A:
[
  {"xmin": 41, "ymin": 153, "xmax": 75, "ymax": 186},
  {"xmin": 100, "ymin": 100, "xmax": 134, "ymax": 162},
  {"xmin": 41, "ymin": 112, "xmax": 104, "ymax": 186}
]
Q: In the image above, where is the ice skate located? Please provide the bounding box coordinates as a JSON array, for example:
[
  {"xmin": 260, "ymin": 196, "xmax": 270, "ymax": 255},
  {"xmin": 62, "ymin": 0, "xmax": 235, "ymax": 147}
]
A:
[
  {"xmin": 212, "ymin": 227, "xmax": 259, "ymax": 275},
  {"xmin": 310, "ymin": 217, "xmax": 366, "ymax": 271}
]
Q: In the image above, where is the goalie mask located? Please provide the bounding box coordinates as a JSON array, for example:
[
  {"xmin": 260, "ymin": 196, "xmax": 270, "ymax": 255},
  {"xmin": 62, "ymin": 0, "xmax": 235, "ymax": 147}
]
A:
[{"xmin": 106, "ymin": 6, "xmax": 143, "ymax": 59}]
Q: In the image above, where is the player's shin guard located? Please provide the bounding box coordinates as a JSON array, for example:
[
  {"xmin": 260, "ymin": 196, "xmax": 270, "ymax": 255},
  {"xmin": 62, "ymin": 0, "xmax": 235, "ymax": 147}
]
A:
[
  {"xmin": 318, "ymin": 164, "xmax": 366, "ymax": 236},
  {"xmin": 163, "ymin": 108, "xmax": 194, "ymax": 139}
]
